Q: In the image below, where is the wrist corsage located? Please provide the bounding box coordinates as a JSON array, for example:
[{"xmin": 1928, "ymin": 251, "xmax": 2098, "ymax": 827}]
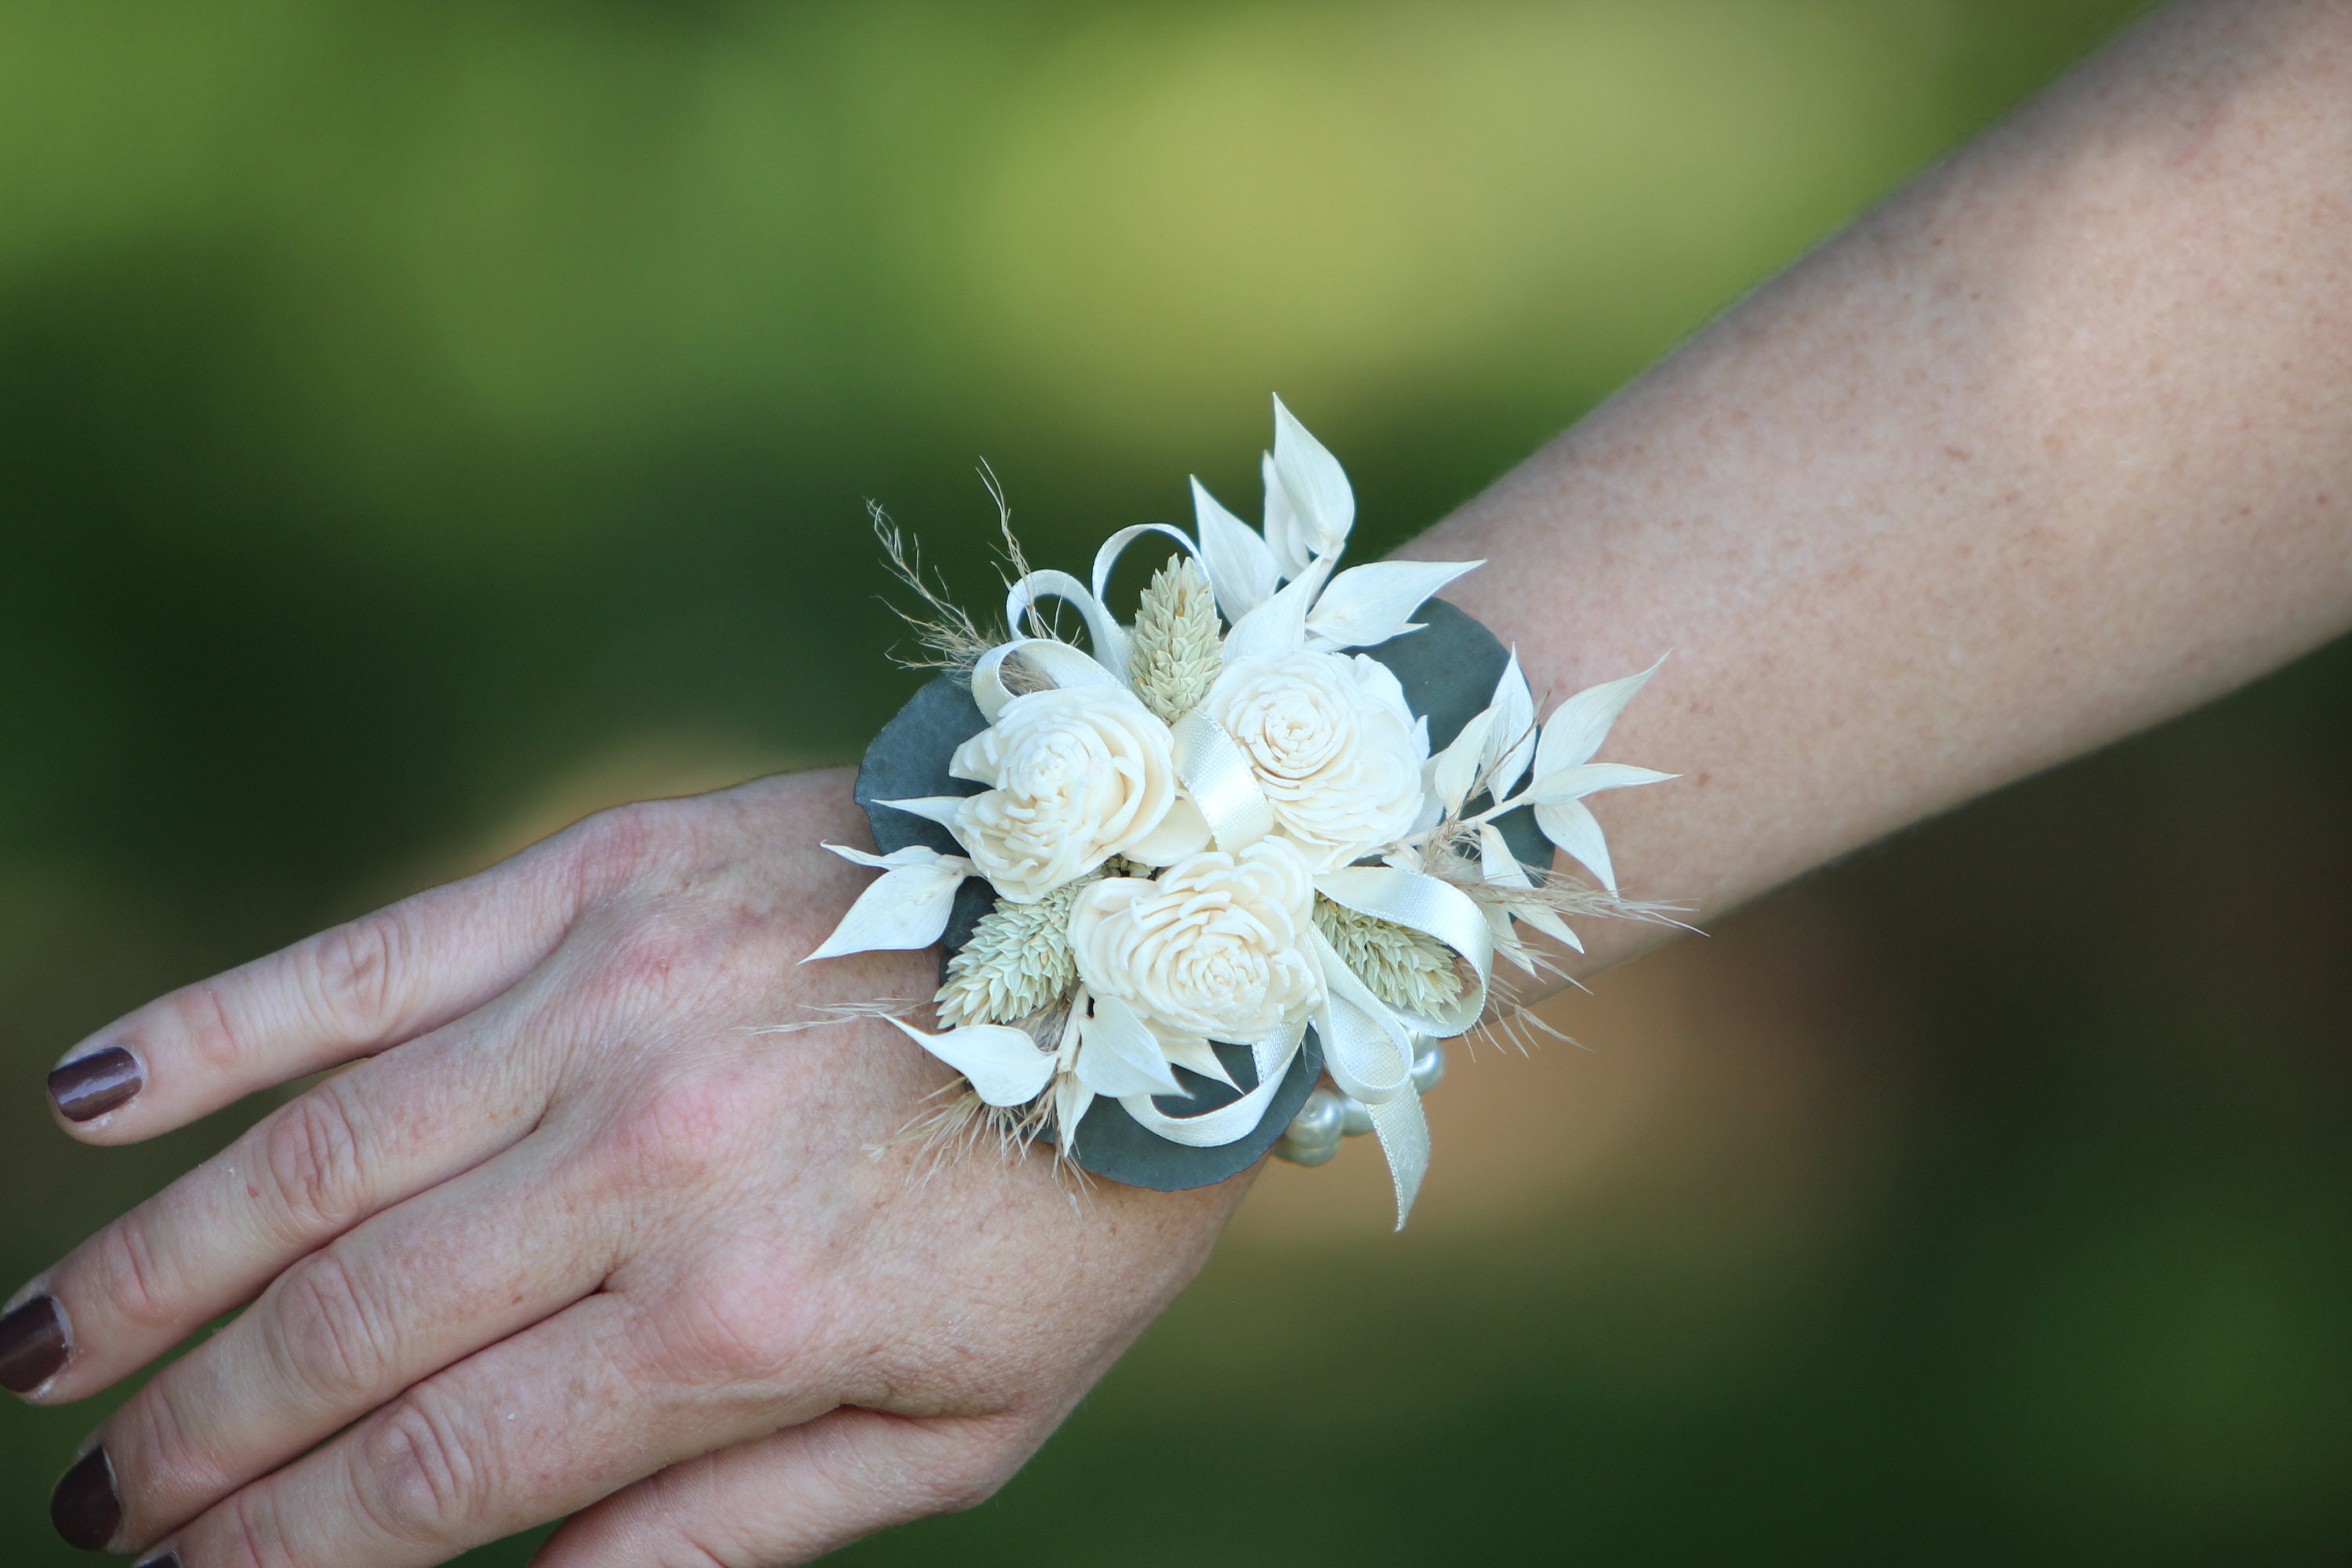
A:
[{"xmin": 808, "ymin": 400, "xmax": 1672, "ymax": 1226}]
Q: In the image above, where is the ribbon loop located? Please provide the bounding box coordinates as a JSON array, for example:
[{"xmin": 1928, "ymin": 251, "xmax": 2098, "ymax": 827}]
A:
[
  {"xmin": 1090, "ymin": 522, "xmax": 1201, "ymax": 606},
  {"xmin": 969, "ymin": 637, "xmax": 1123, "ymax": 721},
  {"xmin": 1117, "ymin": 1025, "xmax": 1304, "ymax": 1148},
  {"xmin": 1304, "ymin": 866, "xmax": 1495, "ymax": 1229},
  {"xmin": 1312, "ymin": 866, "xmax": 1493, "ymax": 1037},
  {"xmin": 1311, "ymin": 928, "xmax": 1419, "ymax": 1105},
  {"xmin": 1004, "ymin": 569, "xmax": 1132, "ymax": 681}
]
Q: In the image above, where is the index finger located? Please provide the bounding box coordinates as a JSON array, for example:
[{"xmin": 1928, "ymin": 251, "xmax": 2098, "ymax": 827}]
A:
[{"xmin": 42, "ymin": 800, "xmax": 660, "ymax": 1144}]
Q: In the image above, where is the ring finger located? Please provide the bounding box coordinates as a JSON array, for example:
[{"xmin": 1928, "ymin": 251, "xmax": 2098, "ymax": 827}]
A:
[
  {"xmin": 6, "ymin": 989, "xmax": 567, "ymax": 1406},
  {"xmin": 55, "ymin": 1138, "xmax": 618, "ymax": 1554}
]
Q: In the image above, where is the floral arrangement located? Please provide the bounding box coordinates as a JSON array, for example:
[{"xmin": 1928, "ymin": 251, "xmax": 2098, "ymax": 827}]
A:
[{"xmin": 808, "ymin": 400, "xmax": 1671, "ymax": 1225}]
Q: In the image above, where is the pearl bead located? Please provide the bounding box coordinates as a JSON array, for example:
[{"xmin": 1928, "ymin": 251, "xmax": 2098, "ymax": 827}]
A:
[
  {"xmin": 1276, "ymin": 1049, "xmax": 1451, "ymax": 1167},
  {"xmin": 1288, "ymin": 1086, "xmax": 1348, "ymax": 1146},
  {"xmin": 1276, "ymin": 1133, "xmax": 1341, "ymax": 1166}
]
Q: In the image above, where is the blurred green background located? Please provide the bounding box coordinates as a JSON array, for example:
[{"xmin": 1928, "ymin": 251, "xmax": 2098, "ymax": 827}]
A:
[{"xmin": 5, "ymin": 0, "xmax": 2348, "ymax": 1563}]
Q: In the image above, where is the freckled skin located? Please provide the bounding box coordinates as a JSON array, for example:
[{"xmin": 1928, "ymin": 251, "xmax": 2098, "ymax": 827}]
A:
[{"xmin": 18, "ymin": 3, "xmax": 2352, "ymax": 1563}]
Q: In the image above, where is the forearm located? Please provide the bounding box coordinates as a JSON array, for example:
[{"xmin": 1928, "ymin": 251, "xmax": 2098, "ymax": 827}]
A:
[{"xmin": 1411, "ymin": 0, "xmax": 2352, "ymax": 973}]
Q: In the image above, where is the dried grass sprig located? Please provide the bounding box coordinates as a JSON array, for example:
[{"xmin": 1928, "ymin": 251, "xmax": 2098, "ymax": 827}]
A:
[
  {"xmin": 1313, "ymin": 898, "xmax": 1465, "ymax": 1018},
  {"xmin": 1128, "ymin": 556, "xmax": 1222, "ymax": 722},
  {"xmin": 935, "ymin": 878, "xmax": 1094, "ymax": 1026},
  {"xmin": 869, "ymin": 503, "xmax": 997, "ymax": 676}
]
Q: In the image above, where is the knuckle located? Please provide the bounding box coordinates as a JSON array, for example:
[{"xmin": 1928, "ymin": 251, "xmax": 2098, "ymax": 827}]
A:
[
  {"xmin": 838, "ymin": 1422, "xmax": 1020, "ymax": 1522},
  {"xmin": 634, "ymin": 1269, "xmax": 805, "ymax": 1390},
  {"xmin": 85, "ymin": 1210, "xmax": 180, "ymax": 1334},
  {"xmin": 211, "ymin": 1481, "xmax": 302, "ymax": 1568},
  {"xmin": 172, "ymin": 978, "xmax": 251, "ymax": 1076},
  {"xmin": 304, "ymin": 910, "xmax": 408, "ymax": 1034},
  {"xmin": 593, "ymin": 1066, "xmax": 758, "ymax": 1192},
  {"xmin": 111, "ymin": 1375, "xmax": 204, "ymax": 1512},
  {"xmin": 256, "ymin": 1086, "xmax": 372, "ymax": 1238},
  {"xmin": 354, "ymin": 1387, "xmax": 492, "ymax": 1543},
  {"xmin": 568, "ymin": 799, "xmax": 679, "ymax": 896},
  {"xmin": 600, "ymin": 916, "xmax": 703, "ymax": 1009},
  {"xmin": 268, "ymin": 1246, "xmax": 397, "ymax": 1407},
  {"xmin": 922, "ymin": 1441, "xmax": 1020, "ymax": 1516}
]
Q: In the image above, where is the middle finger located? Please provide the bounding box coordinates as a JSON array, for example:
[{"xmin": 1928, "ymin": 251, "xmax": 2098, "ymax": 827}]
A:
[
  {"xmin": 64, "ymin": 1138, "xmax": 616, "ymax": 1552},
  {"xmin": 12, "ymin": 994, "xmax": 561, "ymax": 1406}
]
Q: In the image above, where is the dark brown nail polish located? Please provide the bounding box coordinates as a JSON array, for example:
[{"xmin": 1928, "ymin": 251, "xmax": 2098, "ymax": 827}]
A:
[
  {"xmin": 49, "ymin": 1047, "xmax": 142, "ymax": 1123},
  {"xmin": 0, "ymin": 1296, "xmax": 67, "ymax": 1393},
  {"xmin": 50, "ymin": 1444, "xmax": 121, "ymax": 1551}
]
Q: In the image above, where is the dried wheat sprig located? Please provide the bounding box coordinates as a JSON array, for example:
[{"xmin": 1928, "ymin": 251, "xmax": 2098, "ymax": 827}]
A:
[
  {"xmin": 1313, "ymin": 898, "xmax": 1466, "ymax": 1018},
  {"xmin": 1128, "ymin": 557, "xmax": 1222, "ymax": 722},
  {"xmin": 869, "ymin": 503, "xmax": 998, "ymax": 675},
  {"xmin": 935, "ymin": 878, "xmax": 1094, "ymax": 1026},
  {"xmin": 746, "ymin": 996, "xmax": 935, "ymax": 1036}
]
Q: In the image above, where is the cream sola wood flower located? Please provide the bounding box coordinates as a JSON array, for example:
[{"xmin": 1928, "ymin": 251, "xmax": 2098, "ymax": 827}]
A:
[
  {"xmin": 805, "ymin": 395, "xmax": 1676, "ymax": 1223},
  {"xmin": 1068, "ymin": 837, "xmax": 1323, "ymax": 1051}
]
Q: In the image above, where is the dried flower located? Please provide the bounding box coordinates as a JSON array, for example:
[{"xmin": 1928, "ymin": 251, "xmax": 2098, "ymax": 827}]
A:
[
  {"xmin": 1069, "ymin": 838, "xmax": 1322, "ymax": 1047},
  {"xmin": 1127, "ymin": 556, "xmax": 1223, "ymax": 722},
  {"xmin": 1312, "ymin": 898, "xmax": 1465, "ymax": 1018},
  {"xmin": 1206, "ymin": 650, "xmax": 1428, "ymax": 869},
  {"xmin": 935, "ymin": 877, "xmax": 1098, "ymax": 1027}
]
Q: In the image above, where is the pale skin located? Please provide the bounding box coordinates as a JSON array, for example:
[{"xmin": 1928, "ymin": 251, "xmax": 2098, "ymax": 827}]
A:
[{"xmin": 9, "ymin": 0, "xmax": 2352, "ymax": 1563}]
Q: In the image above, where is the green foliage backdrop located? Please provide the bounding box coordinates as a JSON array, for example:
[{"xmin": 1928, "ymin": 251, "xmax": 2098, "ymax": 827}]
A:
[{"xmin": 5, "ymin": 1, "xmax": 2348, "ymax": 1563}]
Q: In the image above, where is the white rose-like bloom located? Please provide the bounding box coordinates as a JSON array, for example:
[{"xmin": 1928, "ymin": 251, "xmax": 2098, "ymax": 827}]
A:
[
  {"xmin": 1067, "ymin": 837, "xmax": 1322, "ymax": 1046},
  {"xmin": 948, "ymin": 684, "xmax": 1187, "ymax": 902},
  {"xmin": 1204, "ymin": 650, "xmax": 1429, "ymax": 868}
]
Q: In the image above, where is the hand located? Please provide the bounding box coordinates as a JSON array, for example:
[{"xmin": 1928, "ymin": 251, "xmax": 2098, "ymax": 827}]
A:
[{"xmin": 2, "ymin": 770, "xmax": 1250, "ymax": 1566}]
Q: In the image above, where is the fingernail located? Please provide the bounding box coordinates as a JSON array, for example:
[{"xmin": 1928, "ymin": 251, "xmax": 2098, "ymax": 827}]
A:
[
  {"xmin": 0, "ymin": 1296, "xmax": 68, "ymax": 1393},
  {"xmin": 136, "ymin": 1555, "xmax": 180, "ymax": 1568},
  {"xmin": 51, "ymin": 1443, "xmax": 121, "ymax": 1550},
  {"xmin": 49, "ymin": 1047, "xmax": 142, "ymax": 1123}
]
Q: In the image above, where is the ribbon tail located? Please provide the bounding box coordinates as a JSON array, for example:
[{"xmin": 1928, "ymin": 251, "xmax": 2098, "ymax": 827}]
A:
[
  {"xmin": 1310, "ymin": 928, "xmax": 1419, "ymax": 1104},
  {"xmin": 1369, "ymin": 1083, "xmax": 1431, "ymax": 1230}
]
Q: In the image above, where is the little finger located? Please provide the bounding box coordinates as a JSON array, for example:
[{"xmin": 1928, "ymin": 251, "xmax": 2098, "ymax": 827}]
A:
[{"xmin": 530, "ymin": 1406, "xmax": 1042, "ymax": 1568}]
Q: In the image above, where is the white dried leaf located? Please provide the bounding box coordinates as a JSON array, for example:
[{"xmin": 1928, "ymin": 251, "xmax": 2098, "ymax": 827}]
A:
[
  {"xmin": 1534, "ymin": 796, "xmax": 1617, "ymax": 892},
  {"xmin": 1192, "ymin": 477, "xmax": 1279, "ymax": 622},
  {"xmin": 802, "ymin": 844, "xmax": 974, "ymax": 961},
  {"xmin": 1076, "ymin": 993, "xmax": 1184, "ymax": 1097},
  {"xmin": 1532, "ymin": 658, "xmax": 1664, "ymax": 782},
  {"xmin": 1221, "ymin": 550, "xmax": 1334, "ymax": 660},
  {"xmin": 1483, "ymin": 649, "xmax": 1537, "ymax": 799},
  {"xmin": 1478, "ymin": 823, "xmax": 1582, "ymax": 953},
  {"xmin": 1429, "ymin": 706, "xmax": 1498, "ymax": 817},
  {"xmin": 1526, "ymin": 762, "xmax": 1678, "ymax": 804},
  {"xmin": 1303, "ymin": 559, "xmax": 1482, "ymax": 649},
  {"xmin": 1268, "ymin": 396, "xmax": 1354, "ymax": 575},
  {"xmin": 881, "ymin": 1017, "xmax": 1055, "ymax": 1107}
]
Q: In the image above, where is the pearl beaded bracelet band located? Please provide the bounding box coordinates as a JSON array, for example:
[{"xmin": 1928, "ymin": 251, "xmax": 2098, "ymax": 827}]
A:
[{"xmin": 805, "ymin": 400, "xmax": 1670, "ymax": 1226}]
